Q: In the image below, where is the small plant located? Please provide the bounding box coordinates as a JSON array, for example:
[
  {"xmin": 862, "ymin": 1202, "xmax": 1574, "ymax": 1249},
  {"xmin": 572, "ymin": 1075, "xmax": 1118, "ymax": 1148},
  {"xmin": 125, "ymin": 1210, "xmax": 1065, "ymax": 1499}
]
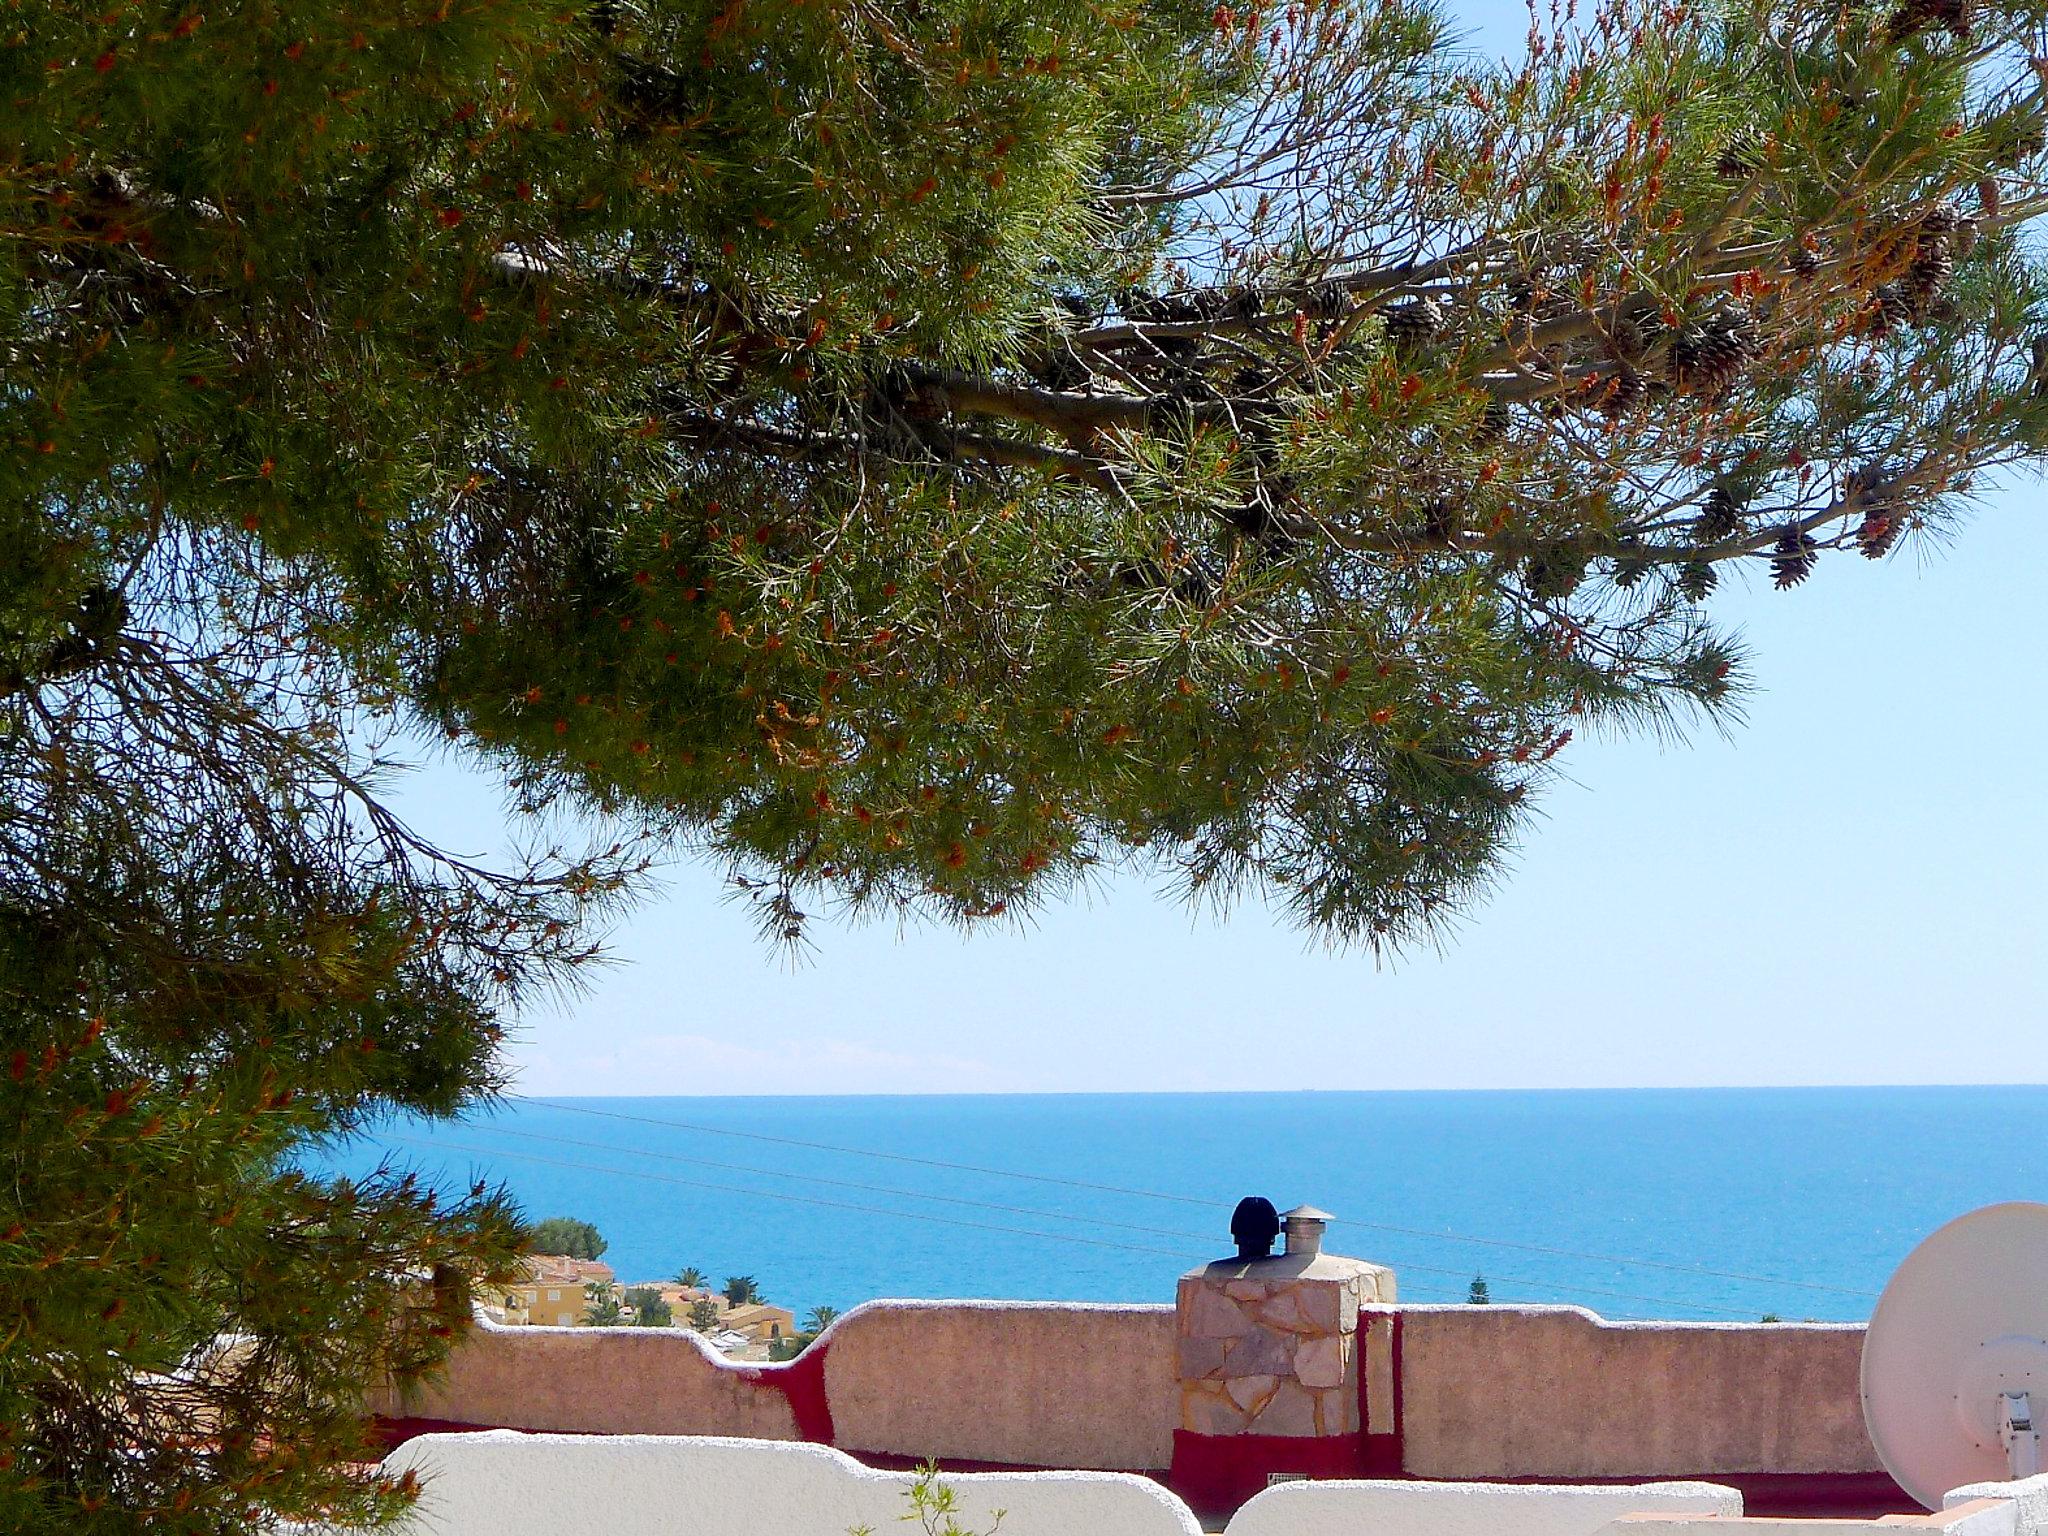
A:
[{"xmin": 852, "ymin": 1463, "xmax": 1004, "ymax": 1536}]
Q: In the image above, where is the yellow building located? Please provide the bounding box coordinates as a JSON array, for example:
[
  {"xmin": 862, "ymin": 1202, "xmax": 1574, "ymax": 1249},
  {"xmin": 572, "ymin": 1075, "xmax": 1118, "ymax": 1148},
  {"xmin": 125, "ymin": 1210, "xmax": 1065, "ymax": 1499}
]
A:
[
  {"xmin": 493, "ymin": 1256, "xmax": 617, "ymax": 1327},
  {"xmin": 611, "ymin": 1285, "xmax": 797, "ymax": 1344},
  {"xmin": 719, "ymin": 1301, "xmax": 797, "ymax": 1344}
]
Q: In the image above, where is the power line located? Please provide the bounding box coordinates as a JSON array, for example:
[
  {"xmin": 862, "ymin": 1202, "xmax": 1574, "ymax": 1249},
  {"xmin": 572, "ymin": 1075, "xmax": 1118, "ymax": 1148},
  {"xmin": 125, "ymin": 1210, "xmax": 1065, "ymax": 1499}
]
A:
[
  {"xmin": 394, "ymin": 1128, "xmax": 1774, "ymax": 1320},
  {"xmin": 1329, "ymin": 1217, "xmax": 1879, "ymax": 1301},
  {"xmin": 387, "ymin": 1135, "xmax": 1208, "ymax": 1262},
  {"xmin": 509, "ymin": 1096, "xmax": 1221, "ymax": 1205},
  {"xmin": 508, "ymin": 1096, "xmax": 1878, "ymax": 1301},
  {"xmin": 450, "ymin": 1123, "xmax": 1765, "ymax": 1317},
  {"xmin": 474, "ymin": 1123, "xmax": 1214, "ymax": 1243}
]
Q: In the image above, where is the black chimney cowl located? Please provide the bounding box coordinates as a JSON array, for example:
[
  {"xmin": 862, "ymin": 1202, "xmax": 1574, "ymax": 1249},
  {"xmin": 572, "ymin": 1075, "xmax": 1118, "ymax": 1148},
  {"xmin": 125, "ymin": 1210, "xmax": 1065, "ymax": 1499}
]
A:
[{"xmin": 1229, "ymin": 1196, "xmax": 1281, "ymax": 1261}]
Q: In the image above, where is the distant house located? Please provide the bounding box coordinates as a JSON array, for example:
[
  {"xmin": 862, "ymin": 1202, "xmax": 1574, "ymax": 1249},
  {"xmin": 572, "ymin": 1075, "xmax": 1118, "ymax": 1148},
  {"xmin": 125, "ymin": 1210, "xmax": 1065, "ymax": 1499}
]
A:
[
  {"xmin": 720, "ymin": 1301, "xmax": 796, "ymax": 1344},
  {"xmin": 629, "ymin": 1282, "xmax": 711, "ymax": 1316},
  {"xmin": 491, "ymin": 1256, "xmax": 618, "ymax": 1327},
  {"xmin": 615, "ymin": 1284, "xmax": 797, "ymax": 1346}
]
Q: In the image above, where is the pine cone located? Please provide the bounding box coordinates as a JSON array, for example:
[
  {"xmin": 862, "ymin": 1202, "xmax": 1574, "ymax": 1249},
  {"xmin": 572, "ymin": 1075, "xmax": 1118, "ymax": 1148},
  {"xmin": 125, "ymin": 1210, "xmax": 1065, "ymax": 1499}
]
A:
[
  {"xmin": 1856, "ymin": 511, "xmax": 1903, "ymax": 559},
  {"xmin": 1715, "ymin": 133, "xmax": 1764, "ymax": 181},
  {"xmin": 1676, "ymin": 560, "xmax": 1718, "ymax": 601},
  {"xmin": 1693, "ymin": 487, "xmax": 1743, "ymax": 542},
  {"xmin": 1896, "ymin": 203, "xmax": 1961, "ymax": 316},
  {"xmin": 1770, "ymin": 525, "xmax": 1819, "ymax": 589},
  {"xmin": 1919, "ymin": 202, "xmax": 1963, "ymax": 239},
  {"xmin": 1305, "ymin": 279, "xmax": 1351, "ymax": 319},
  {"xmin": 1029, "ymin": 348, "xmax": 1089, "ymax": 391},
  {"xmin": 1667, "ymin": 305, "xmax": 1761, "ymax": 397},
  {"xmin": 1420, "ymin": 499, "xmax": 1460, "ymax": 546},
  {"xmin": 1607, "ymin": 299, "xmax": 1663, "ymax": 363},
  {"xmin": 1524, "ymin": 546, "xmax": 1585, "ymax": 601},
  {"xmin": 1869, "ymin": 281, "xmax": 1917, "ymax": 336},
  {"xmin": 1476, "ymin": 398, "xmax": 1513, "ymax": 442},
  {"xmin": 1790, "ymin": 244, "xmax": 1821, "ymax": 279},
  {"xmin": 1611, "ymin": 546, "xmax": 1651, "ymax": 588},
  {"xmin": 1381, "ymin": 296, "xmax": 1446, "ymax": 348},
  {"xmin": 1901, "ymin": 248, "xmax": 1954, "ymax": 314},
  {"xmin": 1594, "ymin": 367, "xmax": 1644, "ymax": 420},
  {"xmin": 1990, "ymin": 120, "xmax": 2047, "ymax": 170},
  {"xmin": 1885, "ymin": 0, "xmax": 1970, "ymax": 43},
  {"xmin": 1231, "ymin": 365, "xmax": 1274, "ymax": 399},
  {"xmin": 1846, "ymin": 467, "xmax": 1902, "ymax": 559}
]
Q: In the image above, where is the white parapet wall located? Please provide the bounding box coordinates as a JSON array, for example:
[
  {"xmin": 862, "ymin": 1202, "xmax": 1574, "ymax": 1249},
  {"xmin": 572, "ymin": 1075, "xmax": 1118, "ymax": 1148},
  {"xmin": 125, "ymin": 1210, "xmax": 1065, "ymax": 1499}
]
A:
[
  {"xmin": 378, "ymin": 1431, "xmax": 1204, "ymax": 1536},
  {"xmin": 370, "ymin": 1431, "xmax": 1758, "ymax": 1536},
  {"xmin": 1227, "ymin": 1479, "xmax": 1742, "ymax": 1536},
  {"xmin": 1596, "ymin": 1495, "xmax": 2024, "ymax": 1536},
  {"xmin": 1948, "ymin": 1475, "xmax": 2048, "ymax": 1536}
]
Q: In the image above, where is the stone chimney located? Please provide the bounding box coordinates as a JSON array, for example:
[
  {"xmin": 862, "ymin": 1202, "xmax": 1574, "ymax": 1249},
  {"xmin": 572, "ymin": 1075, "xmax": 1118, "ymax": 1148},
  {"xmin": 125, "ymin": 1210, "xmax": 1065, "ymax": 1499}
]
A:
[{"xmin": 1169, "ymin": 1201, "xmax": 1395, "ymax": 1517}]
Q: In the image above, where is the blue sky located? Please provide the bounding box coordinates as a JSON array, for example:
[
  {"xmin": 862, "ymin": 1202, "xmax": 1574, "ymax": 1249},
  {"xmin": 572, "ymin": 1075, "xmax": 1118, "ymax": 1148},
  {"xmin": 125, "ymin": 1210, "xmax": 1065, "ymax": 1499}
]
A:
[
  {"xmin": 394, "ymin": 493, "xmax": 2047, "ymax": 1095},
  {"xmin": 385, "ymin": 2, "xmax": 2048, "ymax": 1098}
]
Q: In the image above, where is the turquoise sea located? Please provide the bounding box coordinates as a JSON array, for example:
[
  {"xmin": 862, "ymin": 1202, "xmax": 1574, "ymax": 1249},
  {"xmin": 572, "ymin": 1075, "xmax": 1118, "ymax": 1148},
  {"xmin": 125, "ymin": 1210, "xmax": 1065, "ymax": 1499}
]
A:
[{"xmin": 310, "ymin": 1086, "xmax": 2048, "ymax": 1324}]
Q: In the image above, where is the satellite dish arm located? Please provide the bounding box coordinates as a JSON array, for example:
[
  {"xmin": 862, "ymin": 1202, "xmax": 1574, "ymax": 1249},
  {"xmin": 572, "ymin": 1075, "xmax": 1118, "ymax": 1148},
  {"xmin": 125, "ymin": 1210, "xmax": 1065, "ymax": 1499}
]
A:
[{"xmin": 2000, "ymin": 1392, "xmax": 2040, "ymax": 1481}]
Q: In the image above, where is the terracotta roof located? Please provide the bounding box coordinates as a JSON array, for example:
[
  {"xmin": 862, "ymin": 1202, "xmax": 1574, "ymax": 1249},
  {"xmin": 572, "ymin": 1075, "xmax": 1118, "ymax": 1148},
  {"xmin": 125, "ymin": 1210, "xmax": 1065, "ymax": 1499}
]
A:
[
  {"xmin": 722, "ymin": 1302, "xmax": 793, "ymax": 1325},
  {"xmin": 625, "ymin": 1283, "xmax": 713, "ymax": 1305},
  {"xmin": 522, "ymin": 1255, "xmax": 616, "ymax": 1286}
]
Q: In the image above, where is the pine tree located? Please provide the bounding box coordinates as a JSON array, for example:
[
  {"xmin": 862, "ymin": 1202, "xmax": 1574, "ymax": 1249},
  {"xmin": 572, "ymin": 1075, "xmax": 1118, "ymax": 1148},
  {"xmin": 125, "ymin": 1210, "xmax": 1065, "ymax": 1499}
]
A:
[
  {"xmin": 529, "ymin": 1217, "xmax": 608, "ymax": 1261},
  {"xmin": 1468, "ymin": 1275, "xmax": 1492, "ymax": 1305},
  {"xmin": 9, "ymin": 0, "xmax": 2048, "ymax": 1528}
]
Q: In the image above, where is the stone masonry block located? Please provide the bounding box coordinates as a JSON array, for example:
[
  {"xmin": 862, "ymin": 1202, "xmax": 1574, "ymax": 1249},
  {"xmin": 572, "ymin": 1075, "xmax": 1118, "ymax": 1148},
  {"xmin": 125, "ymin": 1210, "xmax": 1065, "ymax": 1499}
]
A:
[
  {"xmin": 1177, "ymin": 1335, "xmax": 1228, "ymax": 1380},
  {"xmin": 1297, "ymin": 1284, "xmax": 1340, "ymax": 1331},
  {"xmin": 1181, "ymin": 1383, "xmax": 1245, "ymax": 1435},
  {"xmin": 1223, "ymin": 1325, "xmax": 1295, "ymax": 1379},
  {"xmin": 1225, "ymin": 1372, "xmax": 1279, "ymax": 1414},
  {"xmin": 1252, "ymin": 1379, "xmax": 1319, "ymax": 1437},
  {"xmin": 1184, "ymin": 1285, "xmax": 1253, "ymax": 1340},
  {"xmin": 1294, "ymin": 1335, "xmax": 1345, "ymax": 1389}
]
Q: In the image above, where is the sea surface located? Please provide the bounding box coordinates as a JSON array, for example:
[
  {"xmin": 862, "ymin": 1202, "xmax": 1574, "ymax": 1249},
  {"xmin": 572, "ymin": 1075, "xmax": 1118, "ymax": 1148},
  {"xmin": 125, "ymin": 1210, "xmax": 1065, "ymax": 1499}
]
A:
[{"xmin": 306, "ymin": 1086, "xmax": 2048, "ymax": 1325}]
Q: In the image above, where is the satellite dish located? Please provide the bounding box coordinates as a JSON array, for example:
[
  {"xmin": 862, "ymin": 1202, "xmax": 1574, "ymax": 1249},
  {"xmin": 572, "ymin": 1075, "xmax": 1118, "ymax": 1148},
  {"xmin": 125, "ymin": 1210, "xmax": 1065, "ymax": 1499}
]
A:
[{"xmin": 1862, "ymin": 1202, "xmax": 2048, "ymax": 1511}]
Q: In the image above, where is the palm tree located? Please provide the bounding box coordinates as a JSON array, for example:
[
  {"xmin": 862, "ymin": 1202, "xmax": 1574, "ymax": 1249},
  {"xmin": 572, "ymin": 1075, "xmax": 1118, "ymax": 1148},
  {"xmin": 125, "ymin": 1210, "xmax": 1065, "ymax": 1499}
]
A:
[
  {"xmin": 675, "ymin": 1266, "xmax": 707, "ymax": 1289},
  {"xmin": 803, "ymin": 1306, "xmax": 839, "ymax": 1335},
  {"xmin": 582, "ymin": 1283, "xmax": 625, "ymax": 1327},
  {"xmin": 722, "ymin": 1275, "xmax": 761, "ymax": 1307}
]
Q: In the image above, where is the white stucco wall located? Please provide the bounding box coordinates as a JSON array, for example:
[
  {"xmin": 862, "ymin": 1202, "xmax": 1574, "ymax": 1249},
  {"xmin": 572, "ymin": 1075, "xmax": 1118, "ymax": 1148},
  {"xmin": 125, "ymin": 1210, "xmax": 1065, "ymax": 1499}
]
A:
[
  {"xmin": 1226, "ymin": 1479, "xmax": 1741, "ymax": 1536},
  {"xmin": 377, "ymin": 1431, "xmax": 1203, "ymax": 1536},
  {"xmin": 1595, "ymin": 1497, "xmax": 2022, "ymax": 1536},
  {"xmin": 1948, "ymin": 1475, "xmax": 2048, "ymax": 1536}
]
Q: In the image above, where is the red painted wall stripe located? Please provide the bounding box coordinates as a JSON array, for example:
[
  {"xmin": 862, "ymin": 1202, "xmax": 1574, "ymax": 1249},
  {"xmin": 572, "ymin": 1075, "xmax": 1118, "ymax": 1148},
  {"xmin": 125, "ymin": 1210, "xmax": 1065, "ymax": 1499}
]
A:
[{"xmin": 744, "ymin": 1341, "xmax": 835, "ymax": 1444}]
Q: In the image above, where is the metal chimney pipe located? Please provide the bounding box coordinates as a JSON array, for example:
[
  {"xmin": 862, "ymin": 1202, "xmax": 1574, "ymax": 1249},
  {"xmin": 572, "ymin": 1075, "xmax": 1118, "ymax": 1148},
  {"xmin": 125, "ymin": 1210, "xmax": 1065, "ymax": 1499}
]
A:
[{"xmin": 1281, "ymin": 1205, "xmax": 1331, "ymax": 1258}]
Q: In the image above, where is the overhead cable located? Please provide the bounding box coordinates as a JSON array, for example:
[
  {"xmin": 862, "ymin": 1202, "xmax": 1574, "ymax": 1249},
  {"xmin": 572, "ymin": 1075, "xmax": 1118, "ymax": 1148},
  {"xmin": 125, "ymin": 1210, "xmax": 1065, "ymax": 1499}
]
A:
[
  {"xmin": 394, "ymin": 1129, "xmax": 1778, "ymax": 1319},
  {"xmin": 509, "ymin": 1095, "xmax": 1879, "ymax": 1300}
]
